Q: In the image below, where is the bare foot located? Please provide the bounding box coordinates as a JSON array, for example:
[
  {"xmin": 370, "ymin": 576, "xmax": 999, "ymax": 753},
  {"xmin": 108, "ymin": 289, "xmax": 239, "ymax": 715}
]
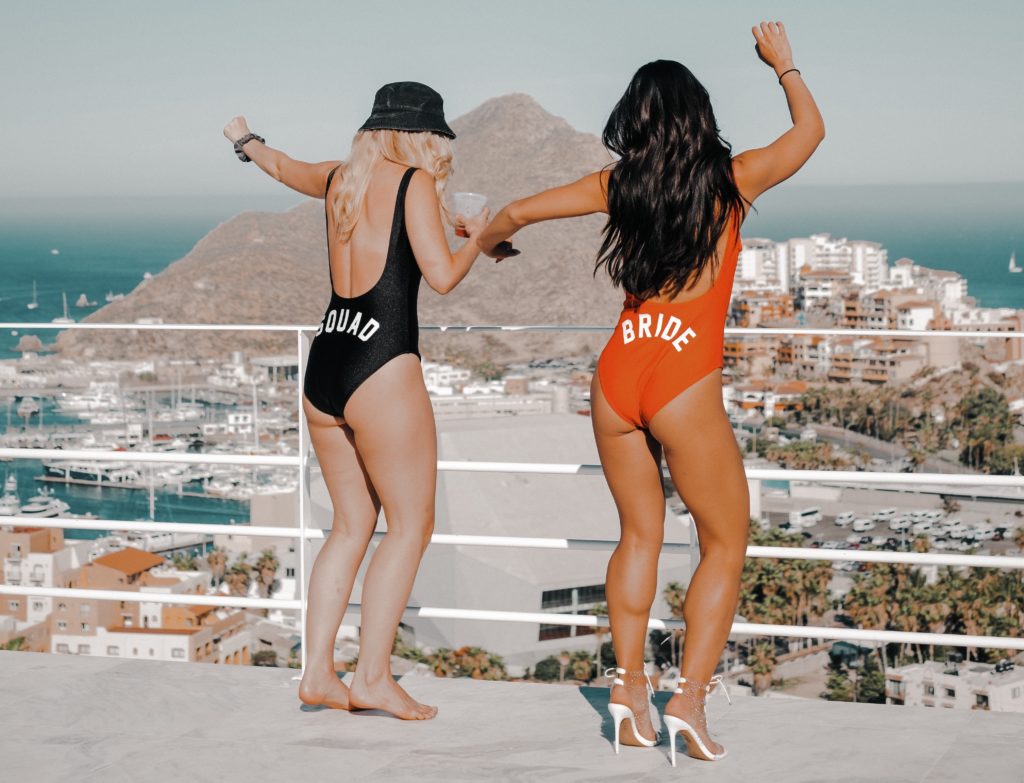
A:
[
  {"xmin": 298, "ymin": 668, "xmax": 351, "ymax": 710},
  {"xmin": 664, "ymin": 682, "xmax": 724, "ymax": 758},
  {"xmin": 349, "ymin": 674, "xmax": 437, "ymax": 720},
  {"xmin": 610, "ymin": 682, "xmax": 658, "ymax": 745}
]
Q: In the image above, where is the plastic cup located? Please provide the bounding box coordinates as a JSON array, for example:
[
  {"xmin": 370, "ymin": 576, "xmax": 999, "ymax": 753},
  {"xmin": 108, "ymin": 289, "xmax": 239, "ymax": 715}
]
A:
[{"xmin": 453, "ymin": 192, "xmax": 487, "ymax": 237}]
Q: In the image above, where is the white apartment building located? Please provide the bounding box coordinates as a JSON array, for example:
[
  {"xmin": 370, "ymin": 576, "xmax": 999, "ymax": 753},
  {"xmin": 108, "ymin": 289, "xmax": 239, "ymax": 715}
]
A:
[
  {"xmin": 738, "ymin": 238, "xmax": 788, "ymax": 292},
  {"xmin": 887, "ymin": 659, "xmax": 1024, "ymax": 713},
  {"xmin": 422, "ymin": 362, "xmax": 471, "ymax": 393},
  {"xmin": 895, "ymin": 301, "xmax": 939, "ymax": 331},
  {"xmin": 850, "ymin": 241, "xmax": 888, "ymax": 290}
]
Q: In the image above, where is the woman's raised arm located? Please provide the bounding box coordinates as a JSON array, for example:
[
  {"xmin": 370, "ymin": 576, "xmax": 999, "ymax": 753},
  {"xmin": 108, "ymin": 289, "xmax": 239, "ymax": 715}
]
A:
[
  {"xmin": 476, "ymin": 170, "xmax": 609, "ymax": 258},
  {"xmin": 223, "ymin": 116, "xmax": 341, "ymax": 198},
  {"xmin": 732, "ymin": 22, "xmax": 825, "ymax": 205}
]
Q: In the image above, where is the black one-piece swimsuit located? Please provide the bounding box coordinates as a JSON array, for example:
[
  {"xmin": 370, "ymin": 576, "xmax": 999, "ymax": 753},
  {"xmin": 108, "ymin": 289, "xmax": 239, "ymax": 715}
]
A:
[{"xmin": 303, "ymin": 166, "xmax": 421, "ymax": 419}]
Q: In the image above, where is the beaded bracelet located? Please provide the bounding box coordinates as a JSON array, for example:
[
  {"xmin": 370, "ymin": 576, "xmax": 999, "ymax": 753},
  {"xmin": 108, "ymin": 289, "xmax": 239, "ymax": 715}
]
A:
[
  {"xmin": 778, "ymin": 68, "xmax": 801, "ymax": 85},
  {"xmin": 233, "ymin": 133, "xmax": 265, "ymax": 163}
]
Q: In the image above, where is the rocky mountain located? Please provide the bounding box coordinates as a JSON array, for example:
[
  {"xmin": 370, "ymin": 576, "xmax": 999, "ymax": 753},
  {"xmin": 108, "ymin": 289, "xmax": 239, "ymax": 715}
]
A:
[{"xmin": 56, "ymin": 94, "xmax": 620, "ymax": 365}]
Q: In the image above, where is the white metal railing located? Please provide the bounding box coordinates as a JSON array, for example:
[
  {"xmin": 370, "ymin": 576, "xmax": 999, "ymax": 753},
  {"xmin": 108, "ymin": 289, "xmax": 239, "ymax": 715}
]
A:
[{"xmin": 3, "ymin": 320, "xmax": 1024, "ymax": 665}]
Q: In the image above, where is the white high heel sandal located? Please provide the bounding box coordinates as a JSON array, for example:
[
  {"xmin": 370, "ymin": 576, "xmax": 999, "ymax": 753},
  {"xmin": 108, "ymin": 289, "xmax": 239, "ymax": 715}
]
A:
[
  {"xmin": 663, "ymin": 674, "xmax": 731, "ymax": 766},
  {"xmin": 605, "ymin": 666, "xmax": 661, "ymax": 754}
]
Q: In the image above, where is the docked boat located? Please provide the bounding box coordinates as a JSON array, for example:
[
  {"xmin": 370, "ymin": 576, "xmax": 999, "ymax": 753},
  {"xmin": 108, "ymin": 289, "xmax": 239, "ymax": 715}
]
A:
[
  {"xmin": 16, "ymin": 398, "xmax": 40, "ymax": 418},
  {"xmin": 42, "ymin": 459, "xmax": 141, "ymax": 485},
  {"xmin": 74, "ymin": 293, "xmax": 97, "ymax": 307},
  {"xmin": 18, "ymin": 487, "xmax": 71, "ymax": 518},
  {"xmin": 0, "ymin": 475, "xmax": 19, "ymax": 517}
]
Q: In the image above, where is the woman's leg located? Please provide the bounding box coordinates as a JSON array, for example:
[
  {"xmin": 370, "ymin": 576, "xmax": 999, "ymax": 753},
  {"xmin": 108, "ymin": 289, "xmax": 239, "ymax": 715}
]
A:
[
  {"xmin": 649, "ymin": 369, "xmax": 749, "ymax": 755},
  {"xmin": 344, "ymin": 355, "xmax": 439, "ymax": 720},
  {"xmin": 591, "ymin": 373, "xmax": 665, "ymax": 744},
  {"xmin": 298, "ymin": 397, "xmax": 381, "ymax": 709}
]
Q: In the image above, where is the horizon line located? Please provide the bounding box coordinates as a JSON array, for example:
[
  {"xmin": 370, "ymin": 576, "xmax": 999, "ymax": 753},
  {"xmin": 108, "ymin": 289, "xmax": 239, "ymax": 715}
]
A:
[{"xmin": 2, "ymin": 179, "xmax": 1024, "ymax": 202}]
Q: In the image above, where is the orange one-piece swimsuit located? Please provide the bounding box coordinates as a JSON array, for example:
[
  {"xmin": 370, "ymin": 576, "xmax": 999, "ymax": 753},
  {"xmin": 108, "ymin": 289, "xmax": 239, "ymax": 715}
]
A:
[{"xmin": 596, "ymin": 208, "xmax": 742, "ymax": 430}]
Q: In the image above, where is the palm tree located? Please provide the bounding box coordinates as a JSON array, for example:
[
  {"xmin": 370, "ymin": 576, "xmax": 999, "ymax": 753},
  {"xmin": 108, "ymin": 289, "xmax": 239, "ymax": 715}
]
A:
[
  {"xmin": 1013, "ymin": 526, "xmax": 1024, "ymax": 550},
  {"xmin": 748, "ymin": 642, "xmax": 776, "ymax": 696},
  {"xmin": 662, "ymin": 582, "xmax": 687, "ymax": 669},
  {"xmin": 570, "ymin": 651, "xmax": 594, "ymax": 682},
  {"xmin": 588, "ymin": 603, "xmax": 610, "ymax": 676},
  {"xmin": 225, "ymin": 554, "xmax": 252, "ymax": 597},
  {"xmin": 206, "ymin": 547, "xmax": 227, "ymax": 587},
  {"xmin": 254, "ymin": 549, "xmax": 279, "ymax": 600}
]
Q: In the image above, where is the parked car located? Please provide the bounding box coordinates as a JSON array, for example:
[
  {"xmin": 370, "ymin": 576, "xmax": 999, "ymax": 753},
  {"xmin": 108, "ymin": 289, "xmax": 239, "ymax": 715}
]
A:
[
  {"xmin": 945, "ymin": 521, "xmax": 970, "ymax": 539},
  {"xmin": 889, "ymin": 515, "xmax": 913, "ymax": 532},
  {"xmin": 912, "ymin": 520, "xmax": 934, "ymax": 535},
  {"xmin": 870, "ymin": 535, "xmax": 890, "ymax": 547},
  {"xmin": 872, "ymin": 508, "xmax": 897, "ymax": 522},
  {"xmin": 853, "ymin": 518, "xmax": 877, "ymax": 533},
  {"xmin": 845, "ymin": 533, "xmax": 863, "ymax": 545},
  {"xmin": 924, "ymin": 510, "xmax": 945, "ymax": 523},
  {"xmin": 789, "ymin": 507, "xmax": 823, "ymax": 528},
  {"xmin": 834, "ymin": 511, "xmax": 856, "ymax": 527}
]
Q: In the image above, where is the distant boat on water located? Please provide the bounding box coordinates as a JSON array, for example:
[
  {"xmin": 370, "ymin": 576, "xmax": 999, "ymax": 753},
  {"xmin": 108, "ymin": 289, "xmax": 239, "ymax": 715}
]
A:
[
  {"xmin": 50, "ymin": 248, "xmax": 59, "ymax": 256},
  {"xmin": 1010, "ymin": 252, "xmax": 1022, "ymax": 273},
  {"xmin": 26, "ymin": 280, "xmax": 38, "ymax": 310},
  {"xmin": 74, "ymin": 293, "xmax": 97, "ymax": 308},
  {"xmin": 105, "ymin": 290, "xmax": 125, "ymax": 303},
  {"xmin": 51, "ymin": 292, "xmax": 74, "ymax": 324}
]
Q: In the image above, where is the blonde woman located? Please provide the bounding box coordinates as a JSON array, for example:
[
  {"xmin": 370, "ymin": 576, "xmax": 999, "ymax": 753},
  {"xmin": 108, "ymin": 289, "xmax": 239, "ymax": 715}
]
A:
[{"xmin": 223, "ymin": 82, "xmax": 491, "ymax": 720}]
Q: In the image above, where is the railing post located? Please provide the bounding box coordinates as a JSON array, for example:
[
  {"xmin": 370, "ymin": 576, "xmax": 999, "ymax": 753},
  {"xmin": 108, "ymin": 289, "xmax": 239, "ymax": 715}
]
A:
[{"xmin": 296, "ymin": 327, "xmax": 310, "ymax": 675}]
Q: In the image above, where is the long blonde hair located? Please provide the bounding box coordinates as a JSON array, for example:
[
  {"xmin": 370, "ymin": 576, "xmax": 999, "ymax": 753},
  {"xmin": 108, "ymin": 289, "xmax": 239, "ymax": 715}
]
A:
[{"xmin": 330, "ymin": 129, "xmax": 454, "ymax": 242}]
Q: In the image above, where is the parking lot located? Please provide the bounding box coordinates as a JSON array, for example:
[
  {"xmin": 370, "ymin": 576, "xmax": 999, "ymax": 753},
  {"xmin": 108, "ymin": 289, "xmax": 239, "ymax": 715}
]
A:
[{"xmin": 760, "ymin": 485, "xmax": 1024, "ymax": 559}]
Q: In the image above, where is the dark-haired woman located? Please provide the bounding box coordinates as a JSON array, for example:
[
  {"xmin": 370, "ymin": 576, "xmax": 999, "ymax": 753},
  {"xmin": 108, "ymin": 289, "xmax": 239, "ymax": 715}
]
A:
[{"xmin": 478, "ymin": 23, "xmax": 823, "ymax": 764}]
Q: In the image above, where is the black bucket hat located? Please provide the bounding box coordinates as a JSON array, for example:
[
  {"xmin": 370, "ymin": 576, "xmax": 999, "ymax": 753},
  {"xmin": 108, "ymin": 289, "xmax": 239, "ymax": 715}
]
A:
[{"xmin": 358, "ymin": 81, "xmax": 456, "ymax": 139}]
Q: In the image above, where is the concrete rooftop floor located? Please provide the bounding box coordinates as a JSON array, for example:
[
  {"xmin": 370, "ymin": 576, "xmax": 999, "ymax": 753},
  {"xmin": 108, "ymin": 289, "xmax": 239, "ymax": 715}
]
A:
[{"xmin": 2, "ymin": 651, "xmax": 1023, "ymax": 782}]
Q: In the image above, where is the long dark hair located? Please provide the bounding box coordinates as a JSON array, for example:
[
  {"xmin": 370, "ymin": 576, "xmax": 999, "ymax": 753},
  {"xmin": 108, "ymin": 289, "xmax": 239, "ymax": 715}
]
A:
[{"xmin": 597, "ymin": 60, "xmax": 746, "ymax": 299}]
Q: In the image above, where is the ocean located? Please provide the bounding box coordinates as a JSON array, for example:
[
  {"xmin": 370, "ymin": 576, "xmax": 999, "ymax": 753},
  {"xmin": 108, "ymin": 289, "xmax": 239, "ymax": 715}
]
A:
[{"xmin": 1, "ymin": 182, "xmax": 1022, "ymax": 362}]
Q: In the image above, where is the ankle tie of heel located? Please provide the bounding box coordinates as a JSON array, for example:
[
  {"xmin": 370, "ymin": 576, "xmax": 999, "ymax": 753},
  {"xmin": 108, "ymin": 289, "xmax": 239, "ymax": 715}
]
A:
[
  {"xmin": 675, "ymin": 674, "xmax": 732, "ymax": 705},
  {"xmin": 606, "ymin": 666, "xmax": 656, "ymax": 695}
]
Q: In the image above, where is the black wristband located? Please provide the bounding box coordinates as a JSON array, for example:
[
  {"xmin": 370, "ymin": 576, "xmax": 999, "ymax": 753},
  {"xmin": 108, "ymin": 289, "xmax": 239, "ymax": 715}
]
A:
[
  {"xmin": 778, "ymin": 68, "xmax": 801, "ymax": 85},
  {"xmin": 233, "ymin": 133, "xmax": 265, "ymax": 162}
]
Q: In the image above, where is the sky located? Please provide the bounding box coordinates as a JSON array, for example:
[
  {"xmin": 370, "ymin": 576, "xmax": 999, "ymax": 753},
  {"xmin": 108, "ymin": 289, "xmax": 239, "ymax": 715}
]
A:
[{"xmin": 1, "ymin": 0, "xmax": 1022, "ymax": 198}]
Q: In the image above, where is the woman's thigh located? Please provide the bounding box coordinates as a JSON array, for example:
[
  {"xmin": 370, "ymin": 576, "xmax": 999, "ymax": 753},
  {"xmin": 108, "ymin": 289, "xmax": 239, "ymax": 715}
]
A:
[
  {"xmin": 343, "ymin": 354, "xmax": 437, "ymax": 529},
  {"xmin": 302, "ymin": 394, "xmax": 380, "ymax": 534},
  {"xmin": 590, "ymin": 372, "xmax": 666, "ymax": 537},
  {"xmin": 648, "ymin": 370, "xmax": 749, "ymax": 553}
]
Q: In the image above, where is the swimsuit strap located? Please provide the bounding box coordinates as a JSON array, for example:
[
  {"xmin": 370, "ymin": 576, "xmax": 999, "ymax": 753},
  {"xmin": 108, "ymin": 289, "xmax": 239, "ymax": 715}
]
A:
[
  {"xmin": 324, "ymin": 165, "xmax": 342, "ymax": 288},
  {"xmin": 381, "ymin": 167, "xmax": 417, "ymax": 271}
]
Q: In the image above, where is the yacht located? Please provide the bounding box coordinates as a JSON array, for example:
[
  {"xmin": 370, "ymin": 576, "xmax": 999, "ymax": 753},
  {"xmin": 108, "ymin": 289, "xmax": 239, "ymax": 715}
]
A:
[
  {"xmin": 42, "ymin": 459, "xmax": 141, "ymax": 485},
  {"xmin": 74, "ymin": 293, "xmax": 97, "ymax": 308},
  {"xmin": 51, "ymin": 292, "xmax": 74, "ymax": 324},
  {"xmin": 1010, "ymin": 252, "xmax": 1022, "ymax": 273},
  {"xmin": 18, "ymin": 487, "xmax": 71, "ymax": 518},
  {"xmin": 16, "ymin": 397, "xmax": 40, "ymax": 418},
  {"xmin": 0, "ymin": 475, "xmax": 19, "ymax": 517}
]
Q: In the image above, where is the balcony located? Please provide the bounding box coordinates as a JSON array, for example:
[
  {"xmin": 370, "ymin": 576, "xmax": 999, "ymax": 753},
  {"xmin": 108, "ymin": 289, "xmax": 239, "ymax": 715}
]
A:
[
  {"xmin": 3, "ymin": 650, "xmax": 1023, "ymax": 780},
  {"xmin": 3, "ymin": 320, "xmax": 1024, "ymax": 779}
]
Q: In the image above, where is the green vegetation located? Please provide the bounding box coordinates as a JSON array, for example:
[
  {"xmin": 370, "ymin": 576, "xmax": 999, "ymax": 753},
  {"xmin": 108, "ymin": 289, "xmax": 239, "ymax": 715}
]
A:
[
  {"xmin": 842, "ymin": 561, "xmax": 1024, "ymax": 667},
  {"xmin": 533, "ymin": 649, "xmax": 595, "ymax": 682},
  {"xmin": 391, "ymin": 634, "xmax": 509, "ymax": 680},
  {"xmin": 797, "ymin": 380, "xmax": 1024, "ymax": 474}
]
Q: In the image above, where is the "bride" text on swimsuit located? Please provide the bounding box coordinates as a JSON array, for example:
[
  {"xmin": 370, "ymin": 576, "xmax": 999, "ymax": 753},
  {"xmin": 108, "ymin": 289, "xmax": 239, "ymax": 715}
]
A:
[{"xmin": 621, "ymin": 313, "xmax": 697, "ymax": 352}]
